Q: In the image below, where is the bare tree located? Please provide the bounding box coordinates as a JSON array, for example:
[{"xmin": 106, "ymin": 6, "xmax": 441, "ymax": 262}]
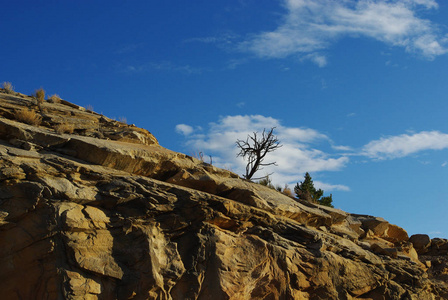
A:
[{"xmin": 236, "ymin": 127, "xmax": 282, "ymax": 180}]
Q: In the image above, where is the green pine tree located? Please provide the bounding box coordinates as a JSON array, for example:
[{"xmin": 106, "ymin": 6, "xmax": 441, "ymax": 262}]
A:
[
  {"xmin": 319, "ymin": 194, "xmax": 334, "ymax": 208},
  {"xmin": 294, "ymin": 172, "xmax": 334, "ymax": 207}
]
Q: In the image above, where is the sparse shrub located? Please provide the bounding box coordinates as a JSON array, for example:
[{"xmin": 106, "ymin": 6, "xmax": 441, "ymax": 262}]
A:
[
  {"xmin": 86, "ymin": 105, "xmax": 94, "ymax": 112},
  {"xmin": 191, "ymin": 150, "xmax": 213, "ymax": 164},
  {"xmin": 118, "ymin": 117, "xmax": 127, "ymax": 124},
  {"xmin": 2, "ymin": 82, "xmax": 14, "ymax": 94},
  {"xmin": 192, "ymin": 151, "xmax": 205, "ymax": 162},
  {"xmin": 47, "ymin": 94, "xmax": 61, "ymax": 103},
  {"xmin": 14, "ymin": 109, "xmax": 42, "ymax": 125},
  {"xmin": 223, "ymin": 165, "xmax": 233, "ymax": 173},
  {"xmin": 282, "ymin": 184, "xmax": 294, "ymax": 197},
  {"xmin": 257, "ymin": 175, "xmax": 275, "ymax": 189},
  {"xmin": 33, "ymin": 88, "xmax": 45, "ymax": 103},
  {"xmin": 55, "ymin": 123, "xmax": 75, "ymax": 134},
  {"xmin": 258, "ymin": 176, "xmax": 293, "ymax": 196}
]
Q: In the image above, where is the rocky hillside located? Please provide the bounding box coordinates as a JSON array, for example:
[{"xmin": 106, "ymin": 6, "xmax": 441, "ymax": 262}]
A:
[{"xmin": 0, "ymin": 88, "xmax": 447, "ymax": 299}]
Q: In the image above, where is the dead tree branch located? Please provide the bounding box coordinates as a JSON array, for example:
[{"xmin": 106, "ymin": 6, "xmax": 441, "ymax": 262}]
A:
[{"xmin": 236, "ymin": 127, "xmax": 282, "ymax": 180}]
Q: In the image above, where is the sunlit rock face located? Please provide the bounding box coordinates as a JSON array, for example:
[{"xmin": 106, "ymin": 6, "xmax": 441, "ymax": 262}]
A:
[{"xmin": 0, "ymin": 90, "xmax": 447, "ymax": 299}]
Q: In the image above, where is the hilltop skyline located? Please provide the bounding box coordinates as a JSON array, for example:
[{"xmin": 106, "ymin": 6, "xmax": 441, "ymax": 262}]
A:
[{"xmin": 2, "ymin": 0, "xmax": 448, "ymax": 237}]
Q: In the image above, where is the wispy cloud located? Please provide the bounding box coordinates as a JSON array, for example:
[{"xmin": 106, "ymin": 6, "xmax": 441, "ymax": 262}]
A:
[
  {"xmin": 184, "ymin": 33, "xmax": 239, "ymax": 45},
  {"xmin": 120, "ymin": 65, "xmax": 144, "ymax": 73},
  {"xmin": 362, "ymin": 131, "xmax": 448, "ymax": 159},
  {"xmin": 226, "ymin": 58, "xmax": 250, "ymax": 69},
  {"xmin": 300, "ymin": 53, "xmax": 328, "ymax": 67},
  {"xmin": 116, "ymin": 61, "xmax": 205, "ymax": 75},
  {"xmin": 332, "ymin": 144, "xmax": 353, "ymax": 151},
  {"xmin": 149, "ymin": 61, "xmax": 205, "ymax": 74},
  {"xmin": 429, "ymin": 230, "xmax": 442, "ymax": 237},
  {"xmin": 184, "ymin": 33, "xmax": 251, "ymax": 69},
  {"xmin": 240, "ymin": 0, "xmax": 448, "ymax": 65},
  {"xmin": 184, "ymin": 32, "xmax": 240, "ymax": 53},
  {"xmin": 176, "ymin": 115, "xmax": 349, "ymax": 190}
]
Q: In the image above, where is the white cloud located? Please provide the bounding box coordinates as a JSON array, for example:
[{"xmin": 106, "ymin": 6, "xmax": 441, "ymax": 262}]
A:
[
  {"xmin": 332, "ymin": 145, "xmax": 353, "ymax": 151},
  {"xmin": 300, "ymin": 53, "xmax": 328, "ymax": 67},
  {"xmin": 314, "ymin": 181, "xmax": 351, "ymax": 192},
  {"xmin": 175, "ymin": 124, "xmax": 195, "ymax": 136},
  {"xmin": 180, "ymin": 115, "xmax": 349, "ymax": 188},
  {"xmin": 177, "ymin": 116, "xmax": 448, "ymax": 191},
  {"xmin": 405, "ymin": 0, "xmax": 438, "ymax": 9},
  {"xmin": 362, "ymin": 131, "xmax": 448, "ymax": 159},
  {"xmin": 240, "ymin": 0, "xmax": 447, "ymax": 65}
]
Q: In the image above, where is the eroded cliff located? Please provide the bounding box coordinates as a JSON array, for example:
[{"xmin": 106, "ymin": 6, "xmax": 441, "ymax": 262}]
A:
[{"xmin": 0, "ymin": 89, "xmax": 447, "ymax": 299}]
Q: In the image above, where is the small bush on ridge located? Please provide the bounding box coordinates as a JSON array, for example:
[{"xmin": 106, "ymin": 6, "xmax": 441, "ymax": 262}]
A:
[
  {"xmin": 14, "ymin": 109, "xmax": 42, "ymax": 125},
  {"xmin": 55, "ymin": 123, "xmax": 75, "ymax": 134},
  {"xmin": 33, "ymin": 88, "xmax": 45, "ymax": 103},
  {"xmin": 47, "ymin": 94, "xmax": 61, "ymax": 103},
  {"xmin": 2, "ymin": 82, "xmax": 14, "ymax": 94}
]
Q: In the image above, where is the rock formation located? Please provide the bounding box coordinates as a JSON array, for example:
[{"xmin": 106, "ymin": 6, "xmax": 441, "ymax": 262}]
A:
[{"xmin": 0, "ymin": 89, "xmax": 447, "ymax": 299}]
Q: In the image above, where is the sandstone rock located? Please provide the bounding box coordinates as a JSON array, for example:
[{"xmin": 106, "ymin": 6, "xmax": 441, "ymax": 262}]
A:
[
  {"xmin": 0, "ymin": 94, "xmax": 158, "ymax": 146},
  {"xmin": 428, "ymin": 238, "xmax": 448, "ymax": 255},
  {"xmin": 352, "ymin": 214, "xmax": 409, "ymax": 243},
  {"xmin": 410, "ymin": 234, "xmax": 431, "ymax": 254},
  {"xmin": 371, "ymin": 243, "xmax": 399, "ymax": 258},
  {"xmin": 398, "ymin": 242, "xmax": 420, "ymax": 264},
  {"xmin": 0, "ymin": 91, "xmax": 447, "ymax": 299}
]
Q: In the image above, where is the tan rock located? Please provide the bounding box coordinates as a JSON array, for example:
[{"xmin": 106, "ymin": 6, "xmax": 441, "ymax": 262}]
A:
[
  {"xmin": 371, "ymin": 243, "xmax": 399, "ymax": 258},
  {"xmin": 0, "ymin": 92, "xmax": 447, "ymax": 299},
  {"xmin": 353, "ymin": 214, "xmax": 409, "ymax": 243},
  {"xmin": 65, "ymin": 270, "xmax": 102, "ymax": 298},
  {"xmin": 83, "ymin": 205, "xmax": 110, "ymax": 229}
]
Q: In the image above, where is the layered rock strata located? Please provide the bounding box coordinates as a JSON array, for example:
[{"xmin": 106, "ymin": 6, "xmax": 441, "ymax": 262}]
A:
[{"xmin": 0, "ymin": 90, "xmax": 447, "ymax": 299}]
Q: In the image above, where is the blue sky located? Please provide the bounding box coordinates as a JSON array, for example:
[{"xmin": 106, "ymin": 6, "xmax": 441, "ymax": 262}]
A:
[{"xmin": 2, "ymin": 0, "xmax": 448, "ymax": 238}]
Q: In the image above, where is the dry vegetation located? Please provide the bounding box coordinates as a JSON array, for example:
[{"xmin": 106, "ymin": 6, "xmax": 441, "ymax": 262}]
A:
[
  {"xmin": 2, "ymin": 82, "xmax": 14, "ymax": 94},
  {"xmin": 55, "ymin": 123, "xmax": 75, "ymax": 134},
  {"xmin": 282, "ymin": 186, "xmax": 294, "ymax": 197},
  {"xmin": 14, "ymin": 109, "xmax": 42, "ymax": 125},
  {"xmin": 47, "ymin": 94, "xmax": 61, "ymax": 103},
  {"xmin": 33, "ymin": 88, "xmax": 45, "ymax": 104}
]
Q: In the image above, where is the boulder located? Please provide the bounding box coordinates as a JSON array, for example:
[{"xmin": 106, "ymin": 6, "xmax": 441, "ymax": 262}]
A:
[
  {"xmin": 410, "ymin": 234, "xmax": 431, "ymax": 254},
  {"xmin": 352, "ymin": 214, "xmax": 409, "ymax": 243}
]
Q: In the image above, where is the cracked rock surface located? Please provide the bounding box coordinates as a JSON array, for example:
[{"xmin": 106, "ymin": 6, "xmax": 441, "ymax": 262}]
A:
[{"xmin": 0, "ymin": 90, "xmax": 447, "ymax": 299}]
